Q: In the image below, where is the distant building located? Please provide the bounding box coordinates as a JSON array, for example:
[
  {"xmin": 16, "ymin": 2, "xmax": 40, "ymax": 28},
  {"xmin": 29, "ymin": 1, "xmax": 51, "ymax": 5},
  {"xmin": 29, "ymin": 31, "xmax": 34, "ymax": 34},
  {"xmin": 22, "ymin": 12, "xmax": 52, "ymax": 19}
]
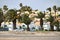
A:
[{"xmin": 1, "ymin": 22, "xmax": 13, "ymax": 31}]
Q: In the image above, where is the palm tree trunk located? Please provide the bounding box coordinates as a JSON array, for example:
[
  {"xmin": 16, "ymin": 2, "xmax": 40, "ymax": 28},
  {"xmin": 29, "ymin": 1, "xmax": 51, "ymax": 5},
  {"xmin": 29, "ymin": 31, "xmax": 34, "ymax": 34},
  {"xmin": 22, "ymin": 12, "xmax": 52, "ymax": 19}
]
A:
[
  {"xmin": 40, "ymin": 18, "xmax": 43, "ymax": 30},
  {"xmin": 55, "ymin": 11, "xmax": 56, "ymax": 19},
  {"xmin": 49, "ymin": 11, "xmax": 51, "ymax": 17},
  {"xmin": 27, "ymin": 24, "xmax": 30, "ymax": 31},
  {"xmin": 57, "ymin": 21, "xmax": 59, "ymax": 31},
  {"xmin": 0, "ymin": 20, "xmax": 3, "ymax": 27},
  {"xmin": 50, "ymin": 22, "xmax": 54, "ymax": 31},
  {"xmin": 13, "ymin": 19, "xmax": 16, "ymax": 29}
]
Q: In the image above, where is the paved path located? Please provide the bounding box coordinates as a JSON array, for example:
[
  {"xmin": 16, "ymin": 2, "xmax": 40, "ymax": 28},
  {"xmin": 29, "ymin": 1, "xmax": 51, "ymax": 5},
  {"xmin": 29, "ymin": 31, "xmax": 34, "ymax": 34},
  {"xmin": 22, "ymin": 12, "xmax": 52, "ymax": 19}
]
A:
[{"xmin": 0, "ymin": 31, "xmax": 60, "ymax": 40}]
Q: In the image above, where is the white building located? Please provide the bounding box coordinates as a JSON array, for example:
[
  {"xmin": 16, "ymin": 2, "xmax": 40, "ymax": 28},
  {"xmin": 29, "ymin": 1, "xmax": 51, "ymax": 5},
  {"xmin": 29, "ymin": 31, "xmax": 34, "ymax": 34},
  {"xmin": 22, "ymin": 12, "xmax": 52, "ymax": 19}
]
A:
[
  {"xmin": 16, "ymin": 22, "xmax": 27, "ymax": 31},
  {"xmin": 43, "ymin": 22, "xmax": 50, "ymax": 31},
  {"xmin": 1, "ymin": 22, "xmax": 13, "ymax": 31}
]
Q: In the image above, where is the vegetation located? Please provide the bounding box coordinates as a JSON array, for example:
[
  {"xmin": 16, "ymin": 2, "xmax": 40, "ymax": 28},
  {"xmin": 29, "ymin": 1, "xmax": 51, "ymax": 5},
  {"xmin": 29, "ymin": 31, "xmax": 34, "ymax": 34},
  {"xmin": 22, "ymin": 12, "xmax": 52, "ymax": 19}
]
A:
[
  {"xmin": 46, "ymin": 7, "xmax": 51, "ymax": 15},
  {"xmin": 0, "ymin": 3, "xmax": 60, "ymax": 31},
  {"xmin": 53, "ymin": 20, "xmax": 59, "ymax": 31},
  {"xmin": 53, "ymin": 5, "xmax": 57, "ymax": 18},
  {"xmin": 21, "ymin": 14, "xmax": 32, "ymax": 31},
  {"xmin": 3, "ymin": 5, "xmax": 8, "ymax": 10},
  {"xmin": 0, "ymin": 8, "xmax": 3, "ymax": 26},
  {"xmin": 36, "ymin": 12, "xmax": 45, "ymax": 30},
  {"xmin": 6, "ymin": 9, "xmax": 17, "ymax": 29},
  {"xmin": 47, "ymin": 15, "xmax": 54, "ymax": 31}
]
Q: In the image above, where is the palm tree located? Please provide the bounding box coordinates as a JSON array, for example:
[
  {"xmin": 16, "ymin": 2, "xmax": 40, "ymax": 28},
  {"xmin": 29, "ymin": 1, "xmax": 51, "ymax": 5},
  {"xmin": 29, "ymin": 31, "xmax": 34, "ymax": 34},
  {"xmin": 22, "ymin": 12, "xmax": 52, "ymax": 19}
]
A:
[
  {"xmin": 46, "ymin": 7, "xmax": 51, "ymax": 16},
  {"xmin": 53, "ymin": 5, "xmax": 57, "ymax": 19},
  {"xmin": 21, "ymin": 14, "xmax": 32, "ymax": 31},
  {"xmin": 36, "ymin": 12, "xmax": 45, "ymax": 30},
  {"xmin": 19, "ymin": 3, "xmax": 32, "ymax": 22},
  {"xmin": 56, "ymin": 7, "xmax": 60, "ymax": 31},
  {"xmin": 57, "ymin": 7, "xmax": 60, "ymax": 11},
  {"xmin": 47, "ymin": 15, "xmax": 54, "ymax": 31},
  {"xmin": 20, "ymin": 6, "xmax": 32, "ymax": 13},
  {"xmin": 46, "ymin": 7, "xmax": 55, "ymax": 31},
  {"xmin": 19, "ymin": 3, "xmax": 32, "ymax": 13},
  {"xmin": 3, "ymin": 5, "xmax": 8, "ymax": 11},
  {"xmin": 0, "ymin": 8, "xmax": 3, "ymax": 26},
  {"xmin": 3, "ymin": 5, "xmax": 8, "ymax": 21},
  {"xmin": 6, "ymin": 9, "xmax": 17, "ymax": 29}
]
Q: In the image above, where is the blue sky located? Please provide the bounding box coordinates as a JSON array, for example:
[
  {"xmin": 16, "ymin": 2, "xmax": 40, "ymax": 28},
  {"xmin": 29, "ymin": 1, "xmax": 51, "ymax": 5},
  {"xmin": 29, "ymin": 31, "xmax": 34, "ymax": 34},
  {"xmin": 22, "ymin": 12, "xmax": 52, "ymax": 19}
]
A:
[{"xmin": 0, "ymin": 0, "xmax": 60, "ymax": 11}]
